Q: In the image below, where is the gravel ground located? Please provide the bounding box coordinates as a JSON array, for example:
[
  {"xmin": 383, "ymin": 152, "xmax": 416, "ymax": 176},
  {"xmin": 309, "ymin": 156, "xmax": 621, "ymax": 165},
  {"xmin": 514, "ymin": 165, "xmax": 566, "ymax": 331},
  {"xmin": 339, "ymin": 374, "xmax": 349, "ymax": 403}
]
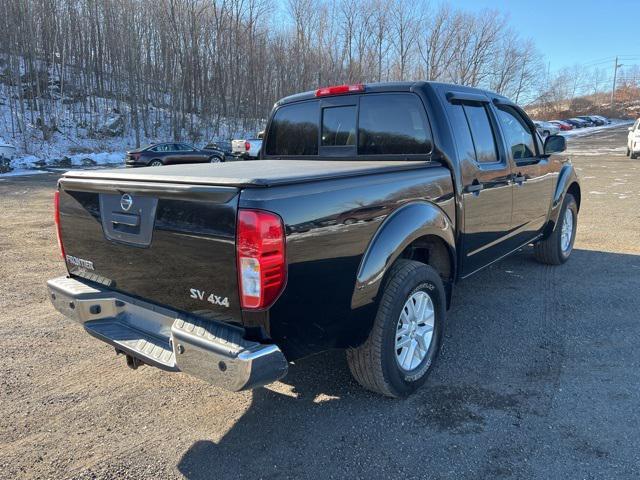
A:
[{"xmin": 1, "ymin": 125, "xmax": 639, "ymax": 479}]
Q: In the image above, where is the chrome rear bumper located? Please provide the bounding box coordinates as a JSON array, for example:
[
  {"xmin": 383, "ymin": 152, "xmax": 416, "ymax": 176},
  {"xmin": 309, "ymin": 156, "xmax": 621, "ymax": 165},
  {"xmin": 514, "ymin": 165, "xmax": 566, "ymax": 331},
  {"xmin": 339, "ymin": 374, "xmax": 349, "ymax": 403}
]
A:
[{"xmin": 47, "ymin": 276, "xmax": 288, "ymax": 391}]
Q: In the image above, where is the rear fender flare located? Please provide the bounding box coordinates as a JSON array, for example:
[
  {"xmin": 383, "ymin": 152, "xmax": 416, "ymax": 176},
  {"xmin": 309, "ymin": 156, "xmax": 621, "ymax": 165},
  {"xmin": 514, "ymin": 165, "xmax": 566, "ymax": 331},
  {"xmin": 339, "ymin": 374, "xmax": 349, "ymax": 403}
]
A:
[{"xmin": 351, "ymin": 202, "xmax": 456, "ymax": 310}]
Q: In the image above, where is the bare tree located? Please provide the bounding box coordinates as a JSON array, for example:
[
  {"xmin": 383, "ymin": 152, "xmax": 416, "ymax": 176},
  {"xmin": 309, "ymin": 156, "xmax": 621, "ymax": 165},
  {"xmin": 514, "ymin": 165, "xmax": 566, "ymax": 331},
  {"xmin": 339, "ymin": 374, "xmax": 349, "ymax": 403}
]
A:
[{"xmin": 0, "ymin": 0, "xmax": 554, "ymax": 153}]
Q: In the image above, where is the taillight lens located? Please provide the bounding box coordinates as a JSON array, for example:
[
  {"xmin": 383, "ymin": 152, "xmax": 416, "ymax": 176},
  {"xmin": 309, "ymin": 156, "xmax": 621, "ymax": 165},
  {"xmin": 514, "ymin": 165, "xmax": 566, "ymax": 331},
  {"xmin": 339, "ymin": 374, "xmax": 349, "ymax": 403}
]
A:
[
  {"xmin": 315, "ymin": 84, "xmax": 365, "ymax": 97},
  {"xmin": 244, "ymin": 141, "xmax": 251, "ymax": 151},
  {"xmin": 54, "ymin": 190, "xmax": 65, "ymax": 259},
  {"xmin": 237, "ymin": 209, "xmax": 286, "ymax": 309}
]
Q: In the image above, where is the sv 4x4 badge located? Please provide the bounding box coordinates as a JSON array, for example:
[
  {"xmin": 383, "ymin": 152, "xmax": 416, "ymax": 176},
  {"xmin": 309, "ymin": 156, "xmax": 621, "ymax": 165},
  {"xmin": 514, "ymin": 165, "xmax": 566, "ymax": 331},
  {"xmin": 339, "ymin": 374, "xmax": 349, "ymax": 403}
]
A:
[{"xmin": 189, "ymin": 288, "xmax": 230, "ymax": 308}]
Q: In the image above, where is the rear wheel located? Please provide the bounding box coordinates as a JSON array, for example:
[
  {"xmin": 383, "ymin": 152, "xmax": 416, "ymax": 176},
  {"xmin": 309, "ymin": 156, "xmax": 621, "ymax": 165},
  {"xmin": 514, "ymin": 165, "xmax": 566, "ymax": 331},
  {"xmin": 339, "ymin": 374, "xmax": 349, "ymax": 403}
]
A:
[
  {"xmin": 534, "ymin": 193, "xmax": 577, "ymax": 265},
  {"xmin": 149, "ymin": 159, "xmax": 163, "ymax": 167},
  {"xmin": 210, "ymin": 155, "xmax": 223, "ymax": 163},
  {"xmin": 346, "ymin": 260, "xmax": 445, "ymax": 398}
]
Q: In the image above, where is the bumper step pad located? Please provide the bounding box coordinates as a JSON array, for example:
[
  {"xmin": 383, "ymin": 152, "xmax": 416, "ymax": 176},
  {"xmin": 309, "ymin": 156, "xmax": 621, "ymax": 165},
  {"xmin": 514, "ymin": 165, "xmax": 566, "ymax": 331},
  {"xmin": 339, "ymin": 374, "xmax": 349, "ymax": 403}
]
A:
[{"xmin": 87, "ymin": 320, "xmax": 176, "ymax": 369}]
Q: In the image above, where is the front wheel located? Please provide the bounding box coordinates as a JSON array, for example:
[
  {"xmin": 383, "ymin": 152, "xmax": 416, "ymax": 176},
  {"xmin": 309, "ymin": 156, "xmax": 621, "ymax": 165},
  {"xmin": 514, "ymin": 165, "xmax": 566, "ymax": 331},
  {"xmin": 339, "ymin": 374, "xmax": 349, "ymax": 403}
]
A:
[
  {"xmin": 534, "ymin": 193, "xmax": 577, "ymax": 265},
  {"xmin": 346, "ymin": 260, "xmax": 445, "ymax": 398}
]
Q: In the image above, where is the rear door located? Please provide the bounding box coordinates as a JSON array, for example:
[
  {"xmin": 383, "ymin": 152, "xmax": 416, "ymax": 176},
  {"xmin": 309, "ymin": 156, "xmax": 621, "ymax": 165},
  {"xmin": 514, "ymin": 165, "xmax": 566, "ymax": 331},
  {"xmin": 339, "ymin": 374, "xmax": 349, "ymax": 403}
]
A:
[
  {"xmin": 493, "ymin": 103, "xmax": 554, "ymax": 246},
  {"xmin": 57, "ymin": 178, "xmax": 243, "ymax": 324},
  {"xmin": 445, "ymin": 94, "xmax": 514, "ymax": 276}
]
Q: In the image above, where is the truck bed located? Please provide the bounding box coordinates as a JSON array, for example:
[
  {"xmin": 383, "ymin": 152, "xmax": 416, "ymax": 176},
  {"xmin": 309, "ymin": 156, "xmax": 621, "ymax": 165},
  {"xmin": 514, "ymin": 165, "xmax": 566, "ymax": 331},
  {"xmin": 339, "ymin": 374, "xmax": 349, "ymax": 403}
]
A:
[{"xmin": 63, "ymin": 160, "xmax": 431, "ymax": 187}]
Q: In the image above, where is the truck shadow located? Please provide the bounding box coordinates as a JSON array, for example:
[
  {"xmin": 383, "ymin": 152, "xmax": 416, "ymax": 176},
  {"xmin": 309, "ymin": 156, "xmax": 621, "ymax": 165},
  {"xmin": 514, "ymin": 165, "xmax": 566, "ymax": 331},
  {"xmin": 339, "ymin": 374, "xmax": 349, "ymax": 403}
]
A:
[{"xmin": 177, "ymin": 247, "xmax": 640, "ymax": 479}]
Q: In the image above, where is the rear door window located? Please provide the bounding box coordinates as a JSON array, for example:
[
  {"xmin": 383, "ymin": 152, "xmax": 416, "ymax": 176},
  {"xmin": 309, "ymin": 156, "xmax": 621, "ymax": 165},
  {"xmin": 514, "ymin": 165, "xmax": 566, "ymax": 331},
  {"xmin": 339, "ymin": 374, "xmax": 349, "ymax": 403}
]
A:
[
  {"xmin": 461, "ymin": 104, "xmax": 499, "ymax": 163},
  {"xmin": 358, "ymin": 94, "xmax": 432, "ymax": 155},
  {"xmin": 265, "ymin": 101, "xmax": 319, "ymax": 156}
]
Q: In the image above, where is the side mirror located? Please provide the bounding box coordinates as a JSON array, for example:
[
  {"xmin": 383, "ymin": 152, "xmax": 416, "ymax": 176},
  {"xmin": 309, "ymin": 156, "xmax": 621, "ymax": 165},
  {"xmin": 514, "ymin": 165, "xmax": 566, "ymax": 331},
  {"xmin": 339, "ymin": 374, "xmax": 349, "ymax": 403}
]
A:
[
  {"xmin": 257, "ymin": 130, "xmax": 265, "ymax": 140},
  {"xmin": 629, "ymin": 127, "xmax": 634, "ymax": 131},
  {"xmin": 544, "ymin": 134, "xmax": 566, "ymax": 155}
]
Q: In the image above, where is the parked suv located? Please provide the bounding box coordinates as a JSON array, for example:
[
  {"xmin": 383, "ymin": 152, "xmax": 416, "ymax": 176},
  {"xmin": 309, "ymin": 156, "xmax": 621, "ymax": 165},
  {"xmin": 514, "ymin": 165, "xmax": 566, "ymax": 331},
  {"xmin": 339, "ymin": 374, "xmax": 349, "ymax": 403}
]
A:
[{"xmin": 49, "ymin": 82, "xmax": 579, "ymax": 397}]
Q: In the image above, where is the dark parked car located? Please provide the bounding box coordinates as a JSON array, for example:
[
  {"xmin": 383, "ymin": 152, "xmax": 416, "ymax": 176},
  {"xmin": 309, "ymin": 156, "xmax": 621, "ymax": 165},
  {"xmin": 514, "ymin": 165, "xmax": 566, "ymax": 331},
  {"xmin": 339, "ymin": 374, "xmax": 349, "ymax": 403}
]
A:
[
  {"xmin": 564, "ymin": 118, "xmax": 586, "ymax": 128},
  {"xmin": 203, "ymin": 141, "xmax": 233, "ymax": 162},
  {"xmin": 125, "ymin": 142, "xmax": 222, "ymax": 167},
  {"xmin": 576, "ymin": 116, "xmax": 598, "ymax": 127},
  {"xmin": 49, "ymin": 81, "xmax": 579, "ymax": 398},
  {"xmin": 582, "ymin": 116, "xmax": 605, "ymax": 126}
]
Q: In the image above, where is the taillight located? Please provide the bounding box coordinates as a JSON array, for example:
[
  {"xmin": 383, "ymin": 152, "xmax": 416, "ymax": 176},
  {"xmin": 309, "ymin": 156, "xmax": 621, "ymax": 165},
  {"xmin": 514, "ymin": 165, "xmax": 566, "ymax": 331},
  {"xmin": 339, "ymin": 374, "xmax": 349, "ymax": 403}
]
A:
[
  {"xmin": 315, "ymin": 84, "xmax": 365, "ymax": 97},
  {"xmin": 244, "ymin": 141, "xmax": 251, "ymax": 151},
  {"xmin": 54, "ymin": 190, "xmax": 65, "ymax": 259},
  {"xmin": 237, "ymin": 209, "xmax": 286, "ymax": 309}
]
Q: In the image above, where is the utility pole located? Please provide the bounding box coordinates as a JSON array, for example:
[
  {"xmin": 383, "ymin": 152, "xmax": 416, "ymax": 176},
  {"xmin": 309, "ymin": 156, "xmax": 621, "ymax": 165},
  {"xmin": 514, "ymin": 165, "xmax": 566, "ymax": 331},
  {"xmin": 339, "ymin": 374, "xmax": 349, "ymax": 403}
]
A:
[{"xmin": 611, "ymin": 56, "xmax": 624, "ymax": 108}]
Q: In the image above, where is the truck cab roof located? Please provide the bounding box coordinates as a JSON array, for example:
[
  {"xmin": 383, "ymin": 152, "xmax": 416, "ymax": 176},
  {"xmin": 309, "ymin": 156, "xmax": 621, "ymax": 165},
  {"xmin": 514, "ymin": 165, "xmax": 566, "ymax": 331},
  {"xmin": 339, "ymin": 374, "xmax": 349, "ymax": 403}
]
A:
[{"xmin": 275, "ymin": 81, "xmax": 510, "ymax": 107}]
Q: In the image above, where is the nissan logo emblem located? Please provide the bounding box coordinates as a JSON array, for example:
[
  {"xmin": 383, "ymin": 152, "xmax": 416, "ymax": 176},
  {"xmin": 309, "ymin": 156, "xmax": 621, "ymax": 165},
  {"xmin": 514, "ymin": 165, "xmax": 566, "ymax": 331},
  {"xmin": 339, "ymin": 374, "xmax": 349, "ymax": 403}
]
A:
[{"xmin": 120, "ymin": 194, "xmax": 133, "ymax": 211}]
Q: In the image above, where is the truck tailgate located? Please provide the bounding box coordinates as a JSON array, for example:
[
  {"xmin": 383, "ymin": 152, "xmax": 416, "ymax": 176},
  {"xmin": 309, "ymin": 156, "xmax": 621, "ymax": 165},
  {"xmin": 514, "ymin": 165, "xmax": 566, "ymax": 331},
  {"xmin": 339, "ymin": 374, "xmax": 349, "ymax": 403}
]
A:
[
  {"xmin": 57, "ymin": 176, "xmax": 243, "ymax": 325},
  {"xmin": 231, "ymin": 139, "xmax": 246, "ymax": 155}
]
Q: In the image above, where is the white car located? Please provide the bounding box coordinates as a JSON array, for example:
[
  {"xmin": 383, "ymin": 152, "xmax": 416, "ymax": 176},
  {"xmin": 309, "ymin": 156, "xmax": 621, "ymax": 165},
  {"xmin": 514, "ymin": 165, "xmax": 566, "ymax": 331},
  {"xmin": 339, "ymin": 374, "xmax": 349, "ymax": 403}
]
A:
[
  {"xmin": 627, "ymin": 119, "xmax": 640, "ymax": 159},
  {"xmin": 533, "ymin": 121, "xmax": 560, "ymax": 137},
  {"xmin": 0, "ymin": 142, "xmax": 17, "ymax": 161}
]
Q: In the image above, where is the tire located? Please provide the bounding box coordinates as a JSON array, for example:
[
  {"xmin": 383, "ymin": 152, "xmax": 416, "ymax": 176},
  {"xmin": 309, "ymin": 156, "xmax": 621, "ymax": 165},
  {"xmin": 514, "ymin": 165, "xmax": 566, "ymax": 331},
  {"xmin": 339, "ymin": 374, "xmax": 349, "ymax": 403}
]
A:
[
  {"xmin": 346, "ymin": 260, "xmax": 446, "ymax": 398},
  {"xmin": 149, "ymin": 159, "xmax": 163, "ymax": 167},
  {"xmin": 209, "ymin": 155, "xmax": 223, "ymax": 163},
  {"xmin": 626, "ymin": 147, "xmax": 630, "ymax": 157},
  {"xmin": 631, "ymin": 151, "xmax": 638, "ymax": 160},
  {"xmin": 534, "ymin": 193, "xmax": 577, "ymax": 265}
]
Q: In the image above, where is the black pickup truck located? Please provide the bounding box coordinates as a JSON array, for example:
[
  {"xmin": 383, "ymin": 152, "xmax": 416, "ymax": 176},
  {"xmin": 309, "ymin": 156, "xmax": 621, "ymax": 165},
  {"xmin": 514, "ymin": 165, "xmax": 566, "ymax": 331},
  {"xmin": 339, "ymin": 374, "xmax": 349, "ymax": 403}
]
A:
[{"xmin": 48, "ymin": 82, "xmax": 580, "ymax": 397}]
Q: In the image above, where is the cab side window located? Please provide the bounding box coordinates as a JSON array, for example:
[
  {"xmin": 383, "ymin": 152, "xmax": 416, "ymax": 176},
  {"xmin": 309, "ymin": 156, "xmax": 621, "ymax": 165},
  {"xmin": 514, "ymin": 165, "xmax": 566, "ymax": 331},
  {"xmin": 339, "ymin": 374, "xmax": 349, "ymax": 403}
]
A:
[
  {"xmin": 496, "ymin": 105, "xmax": 537, "ymax": 160},
  {"xmin": 358, "ymin": 94, "xmax": 432, "ymax": 155}
]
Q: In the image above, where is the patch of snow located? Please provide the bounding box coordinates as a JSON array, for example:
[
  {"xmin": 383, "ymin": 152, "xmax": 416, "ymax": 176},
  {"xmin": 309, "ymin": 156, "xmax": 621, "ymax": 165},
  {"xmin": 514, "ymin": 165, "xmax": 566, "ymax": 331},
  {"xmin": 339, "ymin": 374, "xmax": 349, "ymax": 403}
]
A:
[
  {"xmin": 9, "ymin": 151, "xmax": 125, "ymax": 171},
  {"xmin": 0, "ymin": 169, "xmax": 49, "ymax": 177},
  {"xmin": 561, "ymin": 120, "xmax": 634, "ymax": 139},
  {"xmin": 0, "ymin": 79, "xmax": 262, "ymax": 174}
]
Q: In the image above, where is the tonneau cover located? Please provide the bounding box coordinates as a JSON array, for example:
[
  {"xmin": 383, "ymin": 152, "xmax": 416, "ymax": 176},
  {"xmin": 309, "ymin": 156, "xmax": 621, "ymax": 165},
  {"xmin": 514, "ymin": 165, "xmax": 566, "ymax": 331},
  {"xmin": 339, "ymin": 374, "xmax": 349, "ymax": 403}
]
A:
[{"xmin": 62, "ymin": 160, "xmax": 430, "ymax": 187}]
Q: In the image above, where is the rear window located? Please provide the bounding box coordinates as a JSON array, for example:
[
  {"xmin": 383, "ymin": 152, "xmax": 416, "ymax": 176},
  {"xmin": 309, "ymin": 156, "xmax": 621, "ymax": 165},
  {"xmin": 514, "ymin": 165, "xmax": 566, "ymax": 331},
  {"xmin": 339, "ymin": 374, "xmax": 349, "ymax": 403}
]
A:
[
  {"xmin": 322, "ymin": 106, "xmax": 356, "ymax": 146},
  {"xmin": 265, "ymin": 92, "xmax": 432, "ymax": 157},
  {"xmin": 358, "ymin": 94, "xmax": 431, "ymax": 155},
  {"xmin": 265, "ymin": 101, "xmax": 318, "ymax": 156}
]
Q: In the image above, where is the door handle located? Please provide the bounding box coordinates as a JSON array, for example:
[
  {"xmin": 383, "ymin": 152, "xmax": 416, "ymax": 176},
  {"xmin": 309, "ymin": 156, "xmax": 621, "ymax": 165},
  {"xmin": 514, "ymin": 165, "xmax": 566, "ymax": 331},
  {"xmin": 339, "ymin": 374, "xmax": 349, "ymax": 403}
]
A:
[
  {"xmin": 512, "ymin": 174, "xmax": 526, "ymax": 186},
  {"xmin": 465, "ymin": 182, "xmax": 483, "ymax": 195}
]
